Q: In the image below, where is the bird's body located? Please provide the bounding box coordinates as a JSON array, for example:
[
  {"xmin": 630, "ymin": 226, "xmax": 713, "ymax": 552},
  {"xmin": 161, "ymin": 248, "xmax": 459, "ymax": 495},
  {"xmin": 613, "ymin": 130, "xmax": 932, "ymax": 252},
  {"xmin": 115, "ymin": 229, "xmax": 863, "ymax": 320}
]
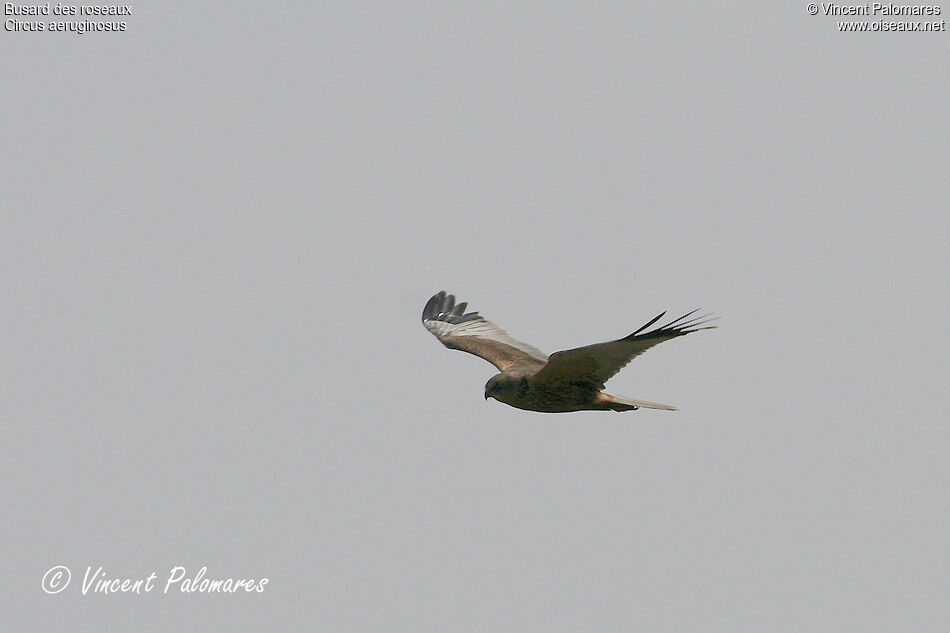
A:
[
  {"xmin": 421, "ymin": 291, "xmax": 715, "ymax": 413},
  {"xmin": 483, "ymin": 372, "xmax": 629, "ymax": 413}
]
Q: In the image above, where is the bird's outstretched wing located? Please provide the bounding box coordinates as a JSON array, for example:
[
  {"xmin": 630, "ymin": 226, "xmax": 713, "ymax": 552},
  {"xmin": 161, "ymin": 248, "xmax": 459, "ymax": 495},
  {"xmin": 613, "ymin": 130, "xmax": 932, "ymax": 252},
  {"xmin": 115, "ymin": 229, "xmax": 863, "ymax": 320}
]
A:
[
  {"xmin": 531, "ymin": 310, "xmax": 717, "ymax": 390},
  {"xmin": 422, "ymin": 291, "xmax": 548, "ymax": 372}
]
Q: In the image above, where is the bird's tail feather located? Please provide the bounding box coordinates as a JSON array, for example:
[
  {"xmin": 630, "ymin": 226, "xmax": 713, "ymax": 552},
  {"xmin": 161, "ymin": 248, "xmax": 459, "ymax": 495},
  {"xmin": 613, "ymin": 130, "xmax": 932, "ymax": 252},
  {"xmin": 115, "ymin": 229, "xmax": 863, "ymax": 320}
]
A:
[{"xmin": 605, "ymin": 394, "xmax": 678, "ymax": 411}]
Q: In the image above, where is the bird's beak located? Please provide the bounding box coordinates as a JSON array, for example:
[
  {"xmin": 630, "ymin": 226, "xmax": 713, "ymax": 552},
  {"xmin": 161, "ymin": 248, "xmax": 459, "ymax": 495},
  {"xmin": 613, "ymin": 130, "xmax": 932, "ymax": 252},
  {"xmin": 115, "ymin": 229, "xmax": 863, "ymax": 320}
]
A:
[{"xmin": 484, "ymin": 391, "xmax": 490, "ymax": 400}]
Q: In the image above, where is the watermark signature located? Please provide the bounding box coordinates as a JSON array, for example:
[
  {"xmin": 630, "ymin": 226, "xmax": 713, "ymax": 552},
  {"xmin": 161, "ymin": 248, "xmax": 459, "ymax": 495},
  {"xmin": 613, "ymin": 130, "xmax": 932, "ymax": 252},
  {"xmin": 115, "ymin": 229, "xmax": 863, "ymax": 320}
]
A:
[
  {"xmin": 805, "ymin": 2, "xmax": 947, "ymax": 31},
  {"xmin": 42, "ymin": 565, "xmax": 269, "ymax": 595}
]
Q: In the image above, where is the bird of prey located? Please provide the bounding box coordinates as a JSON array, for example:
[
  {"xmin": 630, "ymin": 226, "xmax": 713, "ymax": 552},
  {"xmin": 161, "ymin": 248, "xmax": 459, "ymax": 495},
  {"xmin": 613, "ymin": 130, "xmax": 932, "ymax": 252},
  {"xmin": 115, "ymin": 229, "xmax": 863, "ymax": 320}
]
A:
[{"xmin": 421, "ymin": 291, "xmax": 715, "ymax": 413}]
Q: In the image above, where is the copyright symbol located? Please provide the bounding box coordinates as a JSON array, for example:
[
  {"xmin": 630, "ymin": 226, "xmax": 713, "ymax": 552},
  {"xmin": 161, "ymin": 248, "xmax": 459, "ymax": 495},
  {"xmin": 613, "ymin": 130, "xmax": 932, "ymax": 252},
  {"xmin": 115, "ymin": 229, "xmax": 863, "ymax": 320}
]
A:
[
  {"xmin": 42, "ymin": 566, "xmax": 71, "ymax": 594},
  {"xmin": 807, "ymin": 3, "xmax": 819, "ymax": 14}
]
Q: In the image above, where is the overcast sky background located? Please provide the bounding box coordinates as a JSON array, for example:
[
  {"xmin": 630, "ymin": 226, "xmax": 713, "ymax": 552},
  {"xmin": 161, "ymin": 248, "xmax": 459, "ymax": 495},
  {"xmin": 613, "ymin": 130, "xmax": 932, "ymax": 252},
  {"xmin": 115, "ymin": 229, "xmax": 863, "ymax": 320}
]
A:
[{"xmin": 3, "ymin": 2, "xmax": 948, "ymax": 631}]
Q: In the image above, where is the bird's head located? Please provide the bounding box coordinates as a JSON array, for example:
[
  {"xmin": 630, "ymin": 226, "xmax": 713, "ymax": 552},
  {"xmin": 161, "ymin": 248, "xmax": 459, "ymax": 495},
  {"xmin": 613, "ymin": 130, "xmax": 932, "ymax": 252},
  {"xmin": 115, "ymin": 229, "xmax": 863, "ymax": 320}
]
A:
[
  {"xmin": 484, "ymin": 374, "xmax": 517, "ymax": 401},
  {"xmin": 484, "ymin": 375, "xmax": 500, "ymax": 400}
]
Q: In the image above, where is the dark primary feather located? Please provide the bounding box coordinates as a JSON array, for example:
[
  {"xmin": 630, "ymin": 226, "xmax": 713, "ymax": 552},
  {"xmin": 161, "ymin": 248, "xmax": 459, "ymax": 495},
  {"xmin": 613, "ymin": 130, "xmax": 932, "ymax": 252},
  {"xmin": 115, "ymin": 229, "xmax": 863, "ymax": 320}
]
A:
[
  {"xmin": 627, "ymin": 309, "xmax": 718, "ymax": 339},
  {"xmin": 423, "ymin": 290, "xmax": 482, "ymax": 325}
]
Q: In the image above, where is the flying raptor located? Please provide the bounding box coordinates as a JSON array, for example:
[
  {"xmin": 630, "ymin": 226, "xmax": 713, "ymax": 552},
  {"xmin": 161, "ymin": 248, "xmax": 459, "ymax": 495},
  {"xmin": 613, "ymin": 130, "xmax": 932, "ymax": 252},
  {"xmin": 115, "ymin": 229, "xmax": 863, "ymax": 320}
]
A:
[{"xmin": 422, "ymin": 291, "xmax": 716, "ymax": 413}]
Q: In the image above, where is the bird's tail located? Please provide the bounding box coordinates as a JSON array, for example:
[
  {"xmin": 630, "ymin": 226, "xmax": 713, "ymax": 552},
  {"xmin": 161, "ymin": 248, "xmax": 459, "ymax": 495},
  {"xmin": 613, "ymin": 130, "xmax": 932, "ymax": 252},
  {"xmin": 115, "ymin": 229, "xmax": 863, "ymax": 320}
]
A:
[{"xmin": 602, "ymin": 393, "xmax": 678, "ymax": 412}]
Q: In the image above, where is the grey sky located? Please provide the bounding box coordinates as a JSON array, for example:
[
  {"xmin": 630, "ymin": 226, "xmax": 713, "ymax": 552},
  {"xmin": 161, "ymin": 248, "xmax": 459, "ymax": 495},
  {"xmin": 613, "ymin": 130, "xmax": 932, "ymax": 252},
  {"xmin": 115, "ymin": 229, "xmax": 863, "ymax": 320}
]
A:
[{"xmin": 3, "ymin": 2, "xmax": 948, "ymax": 631}]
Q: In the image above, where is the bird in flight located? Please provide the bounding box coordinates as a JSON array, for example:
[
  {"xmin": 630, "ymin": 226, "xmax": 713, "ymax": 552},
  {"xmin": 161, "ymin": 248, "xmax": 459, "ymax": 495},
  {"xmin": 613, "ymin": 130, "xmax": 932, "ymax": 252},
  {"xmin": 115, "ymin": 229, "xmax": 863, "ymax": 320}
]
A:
[{"xmin": 422, "ymin": 291, "xmax": 716, "ymax": 413}]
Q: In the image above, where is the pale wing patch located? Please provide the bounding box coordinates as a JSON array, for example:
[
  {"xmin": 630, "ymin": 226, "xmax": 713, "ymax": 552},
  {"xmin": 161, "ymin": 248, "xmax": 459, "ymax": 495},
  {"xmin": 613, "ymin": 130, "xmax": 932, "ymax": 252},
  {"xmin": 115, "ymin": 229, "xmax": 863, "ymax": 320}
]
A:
[{"xmin": 423, "ymin": 316, "xmax": 548, "ymax": 362}]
